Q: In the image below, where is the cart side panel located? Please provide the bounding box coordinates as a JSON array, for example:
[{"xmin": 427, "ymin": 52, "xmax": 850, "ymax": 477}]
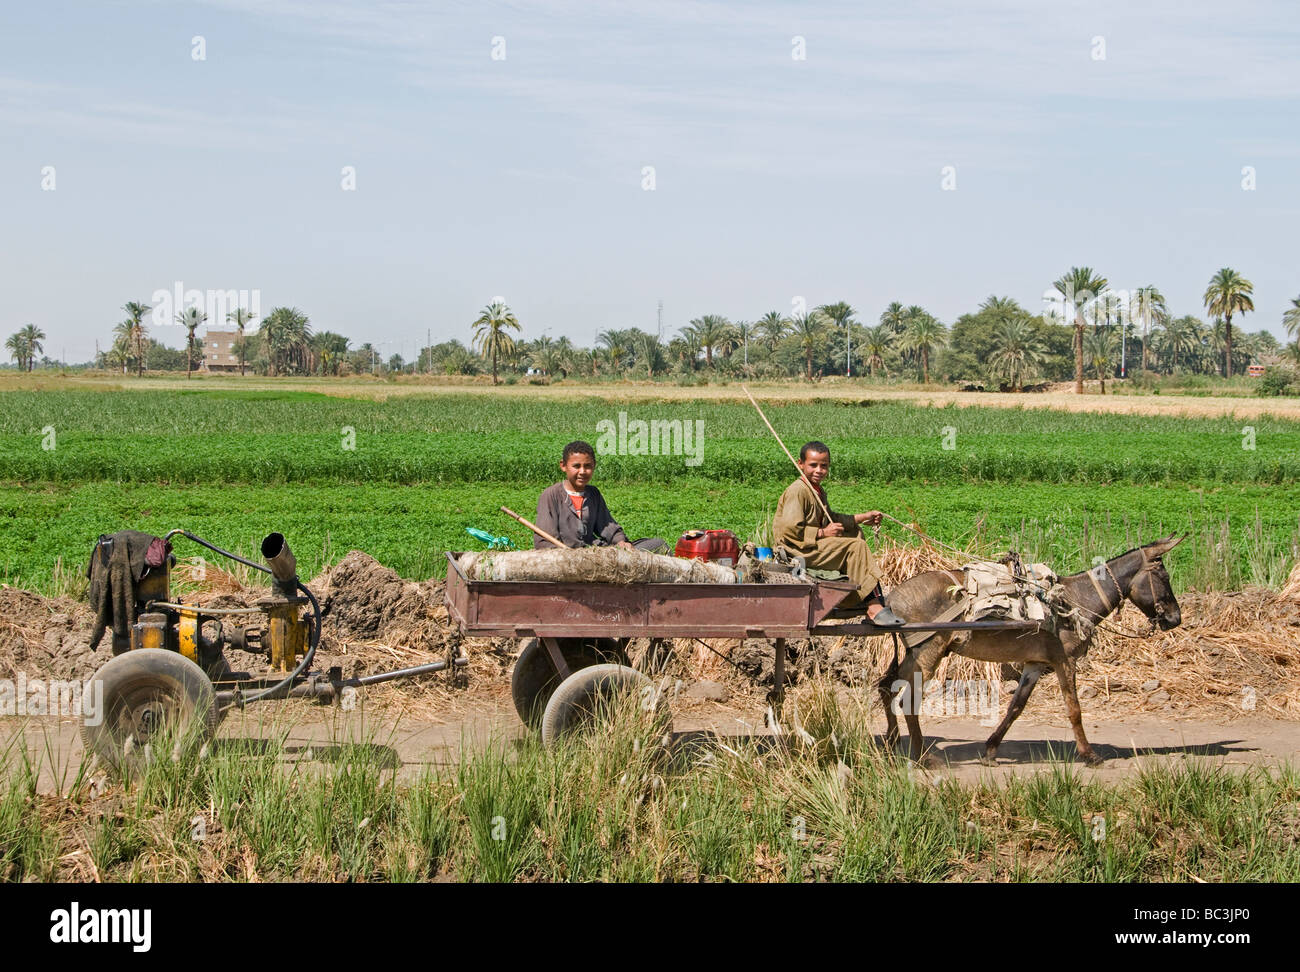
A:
[
  {"xmin": 647, "ymin": 584, "xmax": 814, "ymax": 637},
  {"xmin": 469, "ymin": 580, "xmax": 651, "ymax": 635},
  {"xmin": 808, "ymin": 580, "xmax": 861, "ymax": 626}
]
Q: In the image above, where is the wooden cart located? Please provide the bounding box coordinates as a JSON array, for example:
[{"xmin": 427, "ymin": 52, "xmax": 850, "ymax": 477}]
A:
[{"xmin": 444, "ymin": 552, "xmax": 1040, "ymax": 744}]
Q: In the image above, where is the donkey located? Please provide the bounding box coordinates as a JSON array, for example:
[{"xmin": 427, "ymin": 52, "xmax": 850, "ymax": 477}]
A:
[{"xmin": 876, "ymin": 535, "xmax": 1184, "ymax": 767}]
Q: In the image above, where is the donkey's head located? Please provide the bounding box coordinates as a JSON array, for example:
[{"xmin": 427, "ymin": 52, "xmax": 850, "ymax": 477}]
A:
[{"xmin": 1125, "ymin": 535, "xmax": 1184, "ymax": 630}]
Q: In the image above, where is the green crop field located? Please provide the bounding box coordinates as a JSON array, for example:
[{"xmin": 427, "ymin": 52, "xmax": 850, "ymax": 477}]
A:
[{"xmin": 1, "ymin": 387, "xmax": 1297, "ymax": 593}]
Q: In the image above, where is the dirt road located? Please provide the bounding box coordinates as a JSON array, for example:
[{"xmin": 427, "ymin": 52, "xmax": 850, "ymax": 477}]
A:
[{"xmin": 6, "ymin": 696, "xmax": 1296, "ymax": 794}]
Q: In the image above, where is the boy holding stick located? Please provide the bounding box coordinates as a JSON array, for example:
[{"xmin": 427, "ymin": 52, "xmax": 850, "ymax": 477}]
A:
[
  {"xmin": 772, "ymin": 441, "xmax": 905, "ymax": 626},
  {"xmin": 534, "ymin": 440, "xmax": 665, "ymax": 552}
]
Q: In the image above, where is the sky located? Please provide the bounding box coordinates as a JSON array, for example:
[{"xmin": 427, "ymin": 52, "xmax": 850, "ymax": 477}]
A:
[{"xmin": 3, "ymin": 0, "xmax": 1298, "ymax": 363}]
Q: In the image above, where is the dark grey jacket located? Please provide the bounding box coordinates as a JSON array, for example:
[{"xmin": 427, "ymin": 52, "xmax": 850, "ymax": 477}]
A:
[{"xmin": 534, "ymin": 482, "xmax": 627, "ymax": 549}]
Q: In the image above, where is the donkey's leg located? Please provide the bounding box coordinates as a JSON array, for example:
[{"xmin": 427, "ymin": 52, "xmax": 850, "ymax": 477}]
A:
[
  {"xmin": 982, "ymin": 662, "xmax": 1045, "ymax": 764},
  {"xmin": 876, "ymin": 655, "xmax": 902, "ymax": 747},
  {"xmin": 898, "ymin": 645, "xmax": 947, "ymax": 767},
  {"xmin": 894, "ymin": 653, "xmax": 926, "ymax": 763},
  {"xmin": 1054, "ymin": 655, "xmax": 1102, "ymax": 766}
]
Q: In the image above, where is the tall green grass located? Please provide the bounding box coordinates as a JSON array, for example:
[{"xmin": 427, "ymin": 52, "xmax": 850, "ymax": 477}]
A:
[
  {"xmin": 2, "ymin": 695, "xmax": 1297, "ymax": 882},
  {"xmin": 2, "ymin": 391, "xmax": 1297, "ymax": 484}
]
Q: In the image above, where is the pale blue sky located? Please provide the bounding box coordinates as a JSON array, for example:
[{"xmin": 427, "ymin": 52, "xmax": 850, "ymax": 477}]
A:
[{"xmin": 3, "ymin": 0, "xmax": 1297, "ymax": 362}]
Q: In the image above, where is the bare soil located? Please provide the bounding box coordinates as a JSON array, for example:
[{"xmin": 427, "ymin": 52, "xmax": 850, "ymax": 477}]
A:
[{"xmin": 7, "ymin": 372, "xmax": 1300, "ymax": 420}]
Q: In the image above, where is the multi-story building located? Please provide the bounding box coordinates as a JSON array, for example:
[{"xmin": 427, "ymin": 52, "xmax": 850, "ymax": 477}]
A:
[{"xmin": 204, "ymin": 329, "xmax": 243, "ymax": 373}]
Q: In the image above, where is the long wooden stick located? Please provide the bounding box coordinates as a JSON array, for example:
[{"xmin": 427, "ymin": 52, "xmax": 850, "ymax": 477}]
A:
[
  {"xmin": 500, "ymin": 506, "xmax": 567, "ymax": 549},
  {"xmin": 741, "ymin": 385, "xmax": 834, "ymax": 523}
]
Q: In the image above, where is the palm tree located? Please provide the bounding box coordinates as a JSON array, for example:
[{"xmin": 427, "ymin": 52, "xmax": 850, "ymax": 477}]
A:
[
  {"xmin": 471, "ymin": 301, "xmax": 521, "ymax": 385},
  {"xmin": 860, "ymin": 324, "xmax": 893, "ymax": 378},
  {"xmin": 227, "ymin": 307, "xmax": 255, "ymax": 376},
  {"xmin": 112, "ymin": 320, "xmax": 135, "ymax": 374},
  {"xmin": 988, "ymin": 315, "xmax": 1046, "ymax": 391},
  {"xmin": 1084, "ymin": 327, "xmax": 1118, "ymax": 393},
  {"xmin": 122, "ymin": 302, "xmax": 150, "ymax": 377},
  {"xmin": 790, "ymin": 311, "xmax": 828, "ymax": 380},
  {"xmin": 553, "ymin": 336, "xmax": 576, "ymax": 378},
  {"xmin": 596, "ymin": 328, "xmax": 635, "ymax": 375},
  {"xmin": 668, "ymin": 332, "xmax": 701, "ymax": 373},
  {"xmin": 5, "ymin": 332, "xmax": 30, "ymax": 371},
  {"xmin": 311, "ymin": 331, "xmax": 350, "ymax": 376},
  {"xmin": 1131, "ymin": 286, "xmax": 1166, "ymax": 373},
  {"xmin": 637, "ymin": 331, "xmax": 666, "ymax": 378},
  {"xmin": 901, "ymin": 312, "xmax": 947, "ymax": 384},
  {"xmin": 980, "ymin": 295, "xmax": 1021, "ymax": 319},
  {"xmin": 175, "ymin": 306, "xmax": 207, "ymax": 378},
  {"xmin": 1159, "ymin": 315, "xmax": 1200, "ymax": 372},
  {"xmin": 1053, "ymin": 266, "xmax": 1108, "ymax": 394},
  {"xmin": 1284, "ymin": 296, "xmax": 1300, "ymax": 353},
  {"xmin": 259, "ymin": 307, "xmax": 311, "ymax": 376},
  {"xmin": 17, "ymin": 324, "xmax": 45, "ymax": 372},
  {"xmin": 682, "ymin": 315, "xmax": 736, "ymax": 368},
  {"xmin": 818, "ymin": 301, "xmax": 856, "ymax": 376},
  {"xmin": 1203, "ymin": 268, "xmax": 1254, "ymax": 378},
  {"xmin": 879, "ymin": 301, "xmax": 907, "ymax": 335},
  {"xmin": 527, "ymin": 336, "xmax": 566, "ymax": 377},
  {"xmin": 756, "ymin": 311, "xmax": 790, "ymax": 351}
]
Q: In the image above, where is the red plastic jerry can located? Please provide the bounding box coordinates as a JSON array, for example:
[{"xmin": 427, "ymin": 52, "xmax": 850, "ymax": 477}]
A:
[{"xmin": 675, "ymin": 529, "xmax": 740, "ymax": 567}]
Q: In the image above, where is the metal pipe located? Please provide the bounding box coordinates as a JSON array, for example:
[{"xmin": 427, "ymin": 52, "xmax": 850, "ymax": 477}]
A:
[
  {"xmin": 261, "ymin": 533, "xmax": 297, "ymax": 587},
  {"xmin": 223, "ymin": 579, "xmax": 320, "ymax": 709},
  {"xmin": 348, "ymin": 657, "xmax": 467, "ymax": 687},
  {"xmin": 148, "ymin": 602, "xmax": 264, "ymax": 616},
  {"xmin": 216, "ymin": 656, "xmax": 469, "ymax": 707}
]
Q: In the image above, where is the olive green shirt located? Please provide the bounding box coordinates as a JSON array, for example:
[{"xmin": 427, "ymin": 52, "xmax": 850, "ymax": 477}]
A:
[{"xmin": 772, "ymin": 478, "xmax": 859, "ymax": 556}]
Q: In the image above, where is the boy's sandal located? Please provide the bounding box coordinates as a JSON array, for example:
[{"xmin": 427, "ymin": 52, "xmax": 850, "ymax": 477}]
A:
[{"xmin": 868, "ymin": 606, "xmax": 907, "ymax": 627}]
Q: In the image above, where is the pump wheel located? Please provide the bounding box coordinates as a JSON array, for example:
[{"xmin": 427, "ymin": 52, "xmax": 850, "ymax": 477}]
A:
[{"xmin": 81, "ymin": 648, "xmax": 219, "ymax": 777}]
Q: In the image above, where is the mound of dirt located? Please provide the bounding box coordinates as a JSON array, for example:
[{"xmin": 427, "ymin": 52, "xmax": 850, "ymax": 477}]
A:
[
  {"xmin": 0, "ymin": 588, "xmax": 100, "ymax": 681},
  {"xmin": 311, "ymin": 550, "xmax": 453, "ymax": 651}
]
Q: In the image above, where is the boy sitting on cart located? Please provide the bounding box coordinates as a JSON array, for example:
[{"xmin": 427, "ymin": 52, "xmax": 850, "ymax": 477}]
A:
[
  {"xmin": 772, "ymin": 441, "xmax": 905, "ymax": 626},
  {"xmin": 535, "ymin": 441, "xmax": 666, "ymax": 552}
]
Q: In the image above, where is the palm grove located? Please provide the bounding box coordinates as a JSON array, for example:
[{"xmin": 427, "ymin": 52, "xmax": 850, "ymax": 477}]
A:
[{"xmin": 10, "ymin": 266, "xmax": 1300, "ymax": 389}]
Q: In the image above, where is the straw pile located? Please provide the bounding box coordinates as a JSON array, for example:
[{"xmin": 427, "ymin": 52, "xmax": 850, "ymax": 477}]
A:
[{"xmin": 459, "ymin": 547, "xmax": 737, "ymax": 585}]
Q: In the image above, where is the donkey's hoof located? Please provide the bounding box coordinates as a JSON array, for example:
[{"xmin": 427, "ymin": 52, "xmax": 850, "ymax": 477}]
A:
[
  {"xmin": 917, "ymin": 752, "xmax": 943, "ymax": 770},
  {"xmin": 979, "ymin": 753, "xmax": 999, "ymax": 767},
  {"xmin": 1080, "ymin": 752, "xmax": 1106, "ymax": 768}
]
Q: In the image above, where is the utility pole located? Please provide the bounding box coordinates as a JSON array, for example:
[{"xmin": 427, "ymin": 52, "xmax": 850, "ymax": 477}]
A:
[
  {"xmin": 1120, "ymin": 293, "xmax": 1128, "ymax": 379},
  {"xmin": 657, "ymin": 300, "xmax": 663, "ymax": 341},
  {"xmin": 427, "ymin": 328, "xmax": 431, "ymax": 374}
]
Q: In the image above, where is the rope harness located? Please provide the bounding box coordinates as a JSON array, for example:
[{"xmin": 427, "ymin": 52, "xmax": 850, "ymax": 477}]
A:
[{"xmin": 878, "ymin": 512, "xmax": 1165, "ymax": 640}]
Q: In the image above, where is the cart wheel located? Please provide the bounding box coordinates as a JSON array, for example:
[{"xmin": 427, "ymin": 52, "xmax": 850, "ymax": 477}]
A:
[
  {"xmin": 81, "ymin": 648, "xmax": 219, "ymax": 777},
  {"xmin": 510, "ymin": 638, "xmax": 622, "ymax": 728},
  {"xmin": 540, "ymin": 663, "xmax": 673, "ymax": 749}
]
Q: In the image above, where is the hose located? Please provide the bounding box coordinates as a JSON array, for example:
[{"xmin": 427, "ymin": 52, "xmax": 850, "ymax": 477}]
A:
[
  {"xmin": 163, "ymin": 530, "xmax": 321, "ymax": 711},
  {"xmin": 231, "ymin": 579, "xmax": 320, "ymax": 708}
]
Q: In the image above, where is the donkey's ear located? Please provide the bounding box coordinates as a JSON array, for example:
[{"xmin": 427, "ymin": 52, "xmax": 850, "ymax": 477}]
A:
[{"xmin": 1148, "ymin": 534, "xmax": 1186, "ymax": 555}]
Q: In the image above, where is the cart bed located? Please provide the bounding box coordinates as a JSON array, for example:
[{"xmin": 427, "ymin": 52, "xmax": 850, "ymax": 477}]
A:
[{"xmin": 444, "ymin": 552, "xmax": 858, "ymax": 639}]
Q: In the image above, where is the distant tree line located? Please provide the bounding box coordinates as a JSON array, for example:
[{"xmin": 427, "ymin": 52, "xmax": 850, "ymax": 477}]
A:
[{"xmin": 9, "ymin": 266, "xmax": 1300, "ymax": 388}]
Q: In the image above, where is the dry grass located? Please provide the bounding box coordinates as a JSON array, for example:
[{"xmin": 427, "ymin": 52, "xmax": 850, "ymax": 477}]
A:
[{"xmin": 6, "ymin": 371, "xmax": 1300, "ymax": 419}]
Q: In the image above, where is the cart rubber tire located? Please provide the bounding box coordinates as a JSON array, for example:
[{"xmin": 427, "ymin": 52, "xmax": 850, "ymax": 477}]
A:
[
  {"xmin": 81, "ymin": 648, "xmax": 219, "ymax": 777},
  {"xmin": 539, "ymin": 663, "xmax": 673, "ymax": 749},
  {"xmin": 510, "ymin": 638, "xmax": 623, "ymax": 728}
]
